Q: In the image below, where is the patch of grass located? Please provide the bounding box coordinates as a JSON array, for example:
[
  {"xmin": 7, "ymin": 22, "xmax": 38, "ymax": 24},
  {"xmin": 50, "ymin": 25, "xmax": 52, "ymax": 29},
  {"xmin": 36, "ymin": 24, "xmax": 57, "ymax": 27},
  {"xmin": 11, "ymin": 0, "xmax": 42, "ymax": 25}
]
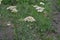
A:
[{"xmin": 0, "ymin": 0, "xmax": 53, "ymax": 40}]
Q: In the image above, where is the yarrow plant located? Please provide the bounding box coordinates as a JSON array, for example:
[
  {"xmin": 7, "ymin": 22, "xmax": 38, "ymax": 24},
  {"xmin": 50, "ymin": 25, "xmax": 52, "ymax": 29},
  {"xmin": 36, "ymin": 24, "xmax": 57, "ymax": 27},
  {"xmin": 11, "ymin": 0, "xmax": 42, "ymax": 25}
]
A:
[
  {"xmin": 0, "ymin": 0, "xmax": 2, "ymax": 4},
  {"xmin": 7, "ymin": 6, "xmax": 18, "ymax": 13},
  {"xmin": 33, "ymin": 5, "xmax": 45, "ymax": 12},
  {"xmin": 40, "ymin": 2, "xmax": 45, "ymax": 5},
  {"xmin": 33, "ymin": 2, "xmax": 45, "ymax": 12},
  {"xmin": 24, "ymin": 16, "xmax": 36, "ymax": 22},
  {"xmin": 36, "ymin": 6, "xmax": 45, "ymax": 12}
]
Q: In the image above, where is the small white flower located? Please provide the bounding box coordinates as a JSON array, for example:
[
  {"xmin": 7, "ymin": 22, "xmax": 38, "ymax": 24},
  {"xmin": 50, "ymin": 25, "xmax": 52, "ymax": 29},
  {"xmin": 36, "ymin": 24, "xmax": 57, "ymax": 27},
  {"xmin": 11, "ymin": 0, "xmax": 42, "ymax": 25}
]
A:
[
  {"xmin": 37, "ymin": 7, "xmax": 45, "ymax": 12},
  {"xmin": 6, "ymin": 21, "xmax": 11, "ymax": 26},
  {"xmin": 40, "ymin": 2, "xmax": 45, "ymax": 5},
  {"xmin": 0, "ymin": 0, "xmax": 2, "ymax": 4},
  {"xmin": 33, "ymin": 5, "xmax": 45, "ymax": 12},
  {"xmin": 36, "ymin": 6, "xmax": 42, "ymax": 10},
  {"xmin": 7, "ymin": 23, "xmax": 11, "ymax": 26},
  {"xmin": 7, "ymin": 6, "xmax": 18, "ymax": 12},
  {"xmin": 33, "ymin": 5, "xmax": 38, "ymax": 8},
  {"xmin": 24, "ymin": 16, "xmax": 36, "ymax": 22},
  {"xmin": 35, "ymin": 6, "xmax": 45, "ymax": 12},
  {"xmin": 7, "ymin": 6, "xmax": 16, "ymax": 10},
  {"xmin": 11, "ymin": 8, "xmax": 18, "ymax": 12},
  {"xmin": 37, "ymin": 10, "xmax": 43, "ymax": 12},
  {"xmin": 7, "ymin": 22, "xmax": 11, "ymax": 26}
]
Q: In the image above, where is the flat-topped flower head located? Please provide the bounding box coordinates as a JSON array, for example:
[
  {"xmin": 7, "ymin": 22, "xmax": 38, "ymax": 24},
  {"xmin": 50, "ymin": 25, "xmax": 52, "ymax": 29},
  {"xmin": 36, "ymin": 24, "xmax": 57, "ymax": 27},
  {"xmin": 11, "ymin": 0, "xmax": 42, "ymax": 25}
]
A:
[
  {"xmin": 36, "ymin": 7, "xmax": 45, "ymax": 12},
  {"xmin": 11, "ymin": 8, "xmax": 18, "ymax": 12},
  {"xmin": 40, "ymin": 2, "xmax": 45, "ymax": 5},
  {"xmin": 7, "ymin": 6, "xmax": 16, "ymax": 10},
  {"xmin": 33, "ymin": 5, "xmax": 38, "ymax": 8},
  {"xmin": 0, "ymin": 0, "xmax": 2, "ymax": 4},
  {"xmin": 35, "ymin": 6, "xmax": 42, "ymax": 10},
  {"xmin": 33, "ymin": 5, "xmax": 45, "ymax": 12},
  {"xmin": 7, "ymin": 6, "xmax": 18, "ymax": 13},
  {"xmin": 24, "ymin": 16, "xmax": 36, "ymax": 22}
]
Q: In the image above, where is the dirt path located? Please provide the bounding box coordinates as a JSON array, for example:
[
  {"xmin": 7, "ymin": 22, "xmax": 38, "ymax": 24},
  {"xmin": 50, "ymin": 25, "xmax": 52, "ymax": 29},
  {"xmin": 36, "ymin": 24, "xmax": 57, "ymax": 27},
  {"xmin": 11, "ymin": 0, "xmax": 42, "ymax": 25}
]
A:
[
  {"xmin": 0, "ymin": 26, "xmax": 14, "ymax": 40},
  {"xmin": 51, "ymin": 0, "xmax": 60, "ymax": 35},
  {"xmin": 0, "ymin": 20, "xmax": 14, "ymax": 40},
  {"xmin": 52, "ymin": 12, "xmax": 60, "ymax": 34}
]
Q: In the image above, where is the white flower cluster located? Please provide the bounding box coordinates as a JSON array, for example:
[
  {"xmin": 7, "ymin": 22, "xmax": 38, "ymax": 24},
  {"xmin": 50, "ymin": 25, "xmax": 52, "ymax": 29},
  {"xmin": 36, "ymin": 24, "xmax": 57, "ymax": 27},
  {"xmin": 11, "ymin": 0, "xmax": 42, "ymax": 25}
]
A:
[
  {"xmin": 40, "ymin": 2, "xmax": 45, "ymax": 5},
  {"xmin": 0, "ymin": 0, "xmax": 2, "ymax": 4},
  {"xmin": 7, "ymin": 6, "xmax": 18, "ymax": 13},
  {"xmin": 24, "ymin": 16, "xmax": 36, "ymax": 22},
  {"xmin": 33, "ymin": 2, "xmax": 45, "ymax": 12}
]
